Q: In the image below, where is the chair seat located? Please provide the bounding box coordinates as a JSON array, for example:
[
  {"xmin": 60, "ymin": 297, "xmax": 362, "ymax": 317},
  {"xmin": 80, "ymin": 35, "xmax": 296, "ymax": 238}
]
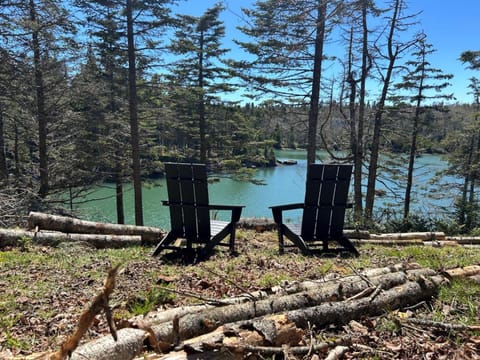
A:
[
  {"xmin": 285, "ymin": 223, "xmax": 302, "ymax": 236},
  {"xmin": 211, "ymin": 220, "xmax": 230, "ymax": 237}
]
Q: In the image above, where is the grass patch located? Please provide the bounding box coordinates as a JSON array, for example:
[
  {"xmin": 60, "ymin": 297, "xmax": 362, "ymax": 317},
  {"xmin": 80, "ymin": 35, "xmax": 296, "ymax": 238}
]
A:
[
  {"xmin": 436, "ymin": 278, "xmax": 480, "ymax": 325},
  {"xmin": 1, "ymin": 229, "xmax": 480, "ymax": 356},
  {"xmin": 128, "ymin": 286, "xmax": 176, "ymax": 316},
  {"xmin": 370, "ymin": 245, "xmax": 480, "ymax": 270}
]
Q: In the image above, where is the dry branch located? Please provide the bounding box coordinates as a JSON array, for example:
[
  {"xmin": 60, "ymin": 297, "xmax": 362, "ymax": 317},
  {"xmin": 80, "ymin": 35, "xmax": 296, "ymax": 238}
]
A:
[
  {"xmin": 23, "ymin": 265, "xmax": 126, "ymax": 360},
  {"xmin": 403, "ymin": 318, "xmax": 480, "ymax": 332},
  {"xmin": 28, "ymin": 211, "xmax": 163, "ymax": 244},
  {"xmin": 51, "ymin": 264, "xmax": 121, "ymax": 359}
]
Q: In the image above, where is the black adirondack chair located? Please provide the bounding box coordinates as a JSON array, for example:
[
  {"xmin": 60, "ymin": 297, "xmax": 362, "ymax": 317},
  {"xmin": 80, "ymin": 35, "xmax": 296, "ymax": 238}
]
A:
[
  {"xmin": 270, "ymin": 163, "xmax": 359, "ymax": 256},
  {"xmin": 152, "ymin": 162, "xmax": 244, "ymax": 260}
]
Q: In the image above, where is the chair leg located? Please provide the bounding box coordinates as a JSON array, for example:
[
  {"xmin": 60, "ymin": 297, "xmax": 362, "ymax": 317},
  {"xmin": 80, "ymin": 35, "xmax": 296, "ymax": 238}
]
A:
[
  {"xmin": 278, "ymin": 227, "xmax": 285, "ymax": 255},
  {"xmin": 337, "ymin": 236, "xmax": 359, "ymax": 257},
  {"xmin": 152, "ymin": 232, "xmax": 176, "ymax": 256},
  {"xmin": 229, "ymin": 224, "xmax": 236, "ymax": 255}
]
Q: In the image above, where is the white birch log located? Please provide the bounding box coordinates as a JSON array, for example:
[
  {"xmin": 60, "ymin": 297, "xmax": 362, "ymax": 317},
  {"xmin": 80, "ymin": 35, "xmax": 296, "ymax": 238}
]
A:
[
  {"xmin": 369, "ymin": 232, "xmax": 445, "ymax": 241},
  {"xmin": 28, "ymin": 211, "xmax": 163, "ymax": 243},
  {"xmin": 0, "ymin": 228, "xmax": 142, "ymax": 248},
  {"xmin": 49, "ymin": 269, "xmax": 451, "ymax": 360}
]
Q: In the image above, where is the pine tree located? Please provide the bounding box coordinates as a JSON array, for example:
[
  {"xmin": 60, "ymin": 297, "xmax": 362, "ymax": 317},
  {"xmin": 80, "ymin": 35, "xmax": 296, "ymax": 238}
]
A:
[
  {"xmin": 167, "ymin": 3, "xmax": 234, "ymax": 164},
  {"xmin": 75, "ymin": 0, "xmax": 176, "ymax": 226},
  {"xmin": 235, "ymin": 0, "xmax": 341, "ymax": 164},
  {"xmin": 0, "ymin": 0, "xmax": 76, "ymax": 198},
  {"xmin": 394, "ymin": 35, "xmax": 453, "ymax": 219}
]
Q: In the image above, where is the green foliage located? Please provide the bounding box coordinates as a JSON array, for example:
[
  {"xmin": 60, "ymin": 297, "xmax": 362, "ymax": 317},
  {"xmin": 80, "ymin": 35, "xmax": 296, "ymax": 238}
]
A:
[
  {"xmin": 378, "ymin": 213, "xmax": 462, "ymax": 236},
  {"xmin": 220, "ymin": 159, "xmax": 242, "ymax": 170},
  {"xmin": 18, "ymin": 236, "xmax": 33, "ymax": 252},
  {"xmin": 128, "ymin": 286, "xmax": 176, "ymax": 316},
  {"xmin": 257, "ymin": 273, "xmax": 290, "ymax": 288}
]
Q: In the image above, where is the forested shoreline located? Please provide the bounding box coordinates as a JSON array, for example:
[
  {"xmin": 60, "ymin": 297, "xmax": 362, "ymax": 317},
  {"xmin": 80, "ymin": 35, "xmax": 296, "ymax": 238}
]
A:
[{"xmin": 1, "ymin": 0, "xmax": 479, "ymax": 233}]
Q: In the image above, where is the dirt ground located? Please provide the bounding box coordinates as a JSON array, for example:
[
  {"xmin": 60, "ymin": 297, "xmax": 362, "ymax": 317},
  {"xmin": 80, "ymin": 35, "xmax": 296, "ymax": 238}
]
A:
[{"xmin": 1, "ymin": 230, "xmax": 480, "ymax": 359}]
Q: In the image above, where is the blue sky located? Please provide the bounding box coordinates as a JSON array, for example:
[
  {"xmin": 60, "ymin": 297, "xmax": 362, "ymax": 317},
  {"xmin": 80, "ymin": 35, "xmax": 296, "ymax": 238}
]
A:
[{"xmin": 173, "ymin": 0, "xmax": 479, "ymax": 104}]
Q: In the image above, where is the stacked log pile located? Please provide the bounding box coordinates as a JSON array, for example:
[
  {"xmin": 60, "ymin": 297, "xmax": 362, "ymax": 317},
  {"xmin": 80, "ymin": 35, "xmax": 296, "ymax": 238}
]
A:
[
  {"xmin": 23, "ymin": 262, "xmax": 480, "ymax": 360},
  {"xmin": 0, "ymin": 212, "xmax": 164, "ymax": 249},
  {"xmin": 351, "ymin": 230, "xmax": 480, "ymax": 247}
]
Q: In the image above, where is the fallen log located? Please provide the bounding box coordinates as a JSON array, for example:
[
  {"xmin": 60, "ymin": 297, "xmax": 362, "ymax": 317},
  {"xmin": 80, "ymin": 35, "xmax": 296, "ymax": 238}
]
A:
[
  {"xmin": 64, "ymin": 268, "xmax": 434, "ymax": 360},
  {"xmin": 132, "ymin": 264, "xmax": 432, "ymax": 327},
  {"xmin": 446, "ymin": 236, "xmax": 480, "ymax": 245},
  {"xmin": 353, "ymin": 239, "xmax": 424, "ymax": 246},
  {"xmin": 149, "ymin": 270, "xmax": 440, "ymax": 344},
  {"xmin": 343, "ymin": 229, "xmax": 371, "ymax": 239},
  {"xmin": 369, "ymin": 232, "xmax": 445, "ymax": 241},
  {"xmin": 0, "ymin": 228, "xmax": 143, "ymax": 249},
  {"xmin": 424, "ymin": 240, "xmax": 461, "ymax": 247},
  {"xmin": 444, "ymin": 265, "xmax": 480, "ymax": 278},
  {"xmin": 28, "ymin": 211, "xmax": 163, "ymax": 244},
  {"xmin": 53, "ymin": 265, "xmax": 451, "ymax": 360},
  {"xmin": 152, "ymin": 276, "xmax": 448, "ymax": 358}
]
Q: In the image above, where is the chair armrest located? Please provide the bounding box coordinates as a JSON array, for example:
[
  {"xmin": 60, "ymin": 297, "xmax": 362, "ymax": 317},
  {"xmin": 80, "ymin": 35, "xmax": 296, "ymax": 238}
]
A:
[
  {"xmin": 209, "ymin": 204, "xmax": 244, "ymax": 223},
  {"xmin": 163, "ymin": 202, "xmax": 244, "ymax": 223},
  {"xmin": 269, "ymin": 203, "xmax": 304, "ymax": 224}
]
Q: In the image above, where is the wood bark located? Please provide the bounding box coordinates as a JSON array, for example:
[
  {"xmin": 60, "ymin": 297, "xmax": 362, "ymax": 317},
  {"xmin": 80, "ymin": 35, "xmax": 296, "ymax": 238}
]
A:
[
  {"xmin": 126, "ymin": 0, "xmax": 144, "ymax": 227},
  {"xmin": 0, "ymin": 228, "xmax": 143, "ymax": 249},
  {"xmin": 445, "ymin": 265, "xmax": 480, "ymax": 278},
  {"xmin": 353, "ymin": 239, "xmax": 424, "ymax": 246},
  {"xmin": 147, "ymin": 275, "xmax": 447, "ymax": 358},
  {"xmin": 28, "ymin": 212, "xmax": 162, "ymax": 243},
  {"xmin": 306, "ymin": 1, "xmax": 326, "ymax": 165},
  {"xmin": 35, "ymin": 265, "xmax": 452, "ymax": 360},
  {"xmin": 369, "ymin": 232, "xmax": 445, "ymax": 241},
  {"xmin": 446, "ymin": 236, "xmax": 480, "ymax": 244}
]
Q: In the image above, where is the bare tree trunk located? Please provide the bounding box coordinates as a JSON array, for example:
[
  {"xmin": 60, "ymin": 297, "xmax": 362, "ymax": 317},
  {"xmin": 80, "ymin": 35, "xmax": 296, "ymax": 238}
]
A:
[
  {"xmin": 126, "ymin": 0, "xmax": 144, "ymax": 227},
  {"xmin": 198, "ymin": 31, "xmax": 207, "ymax": 164},
  {"xmin": 115, "ymin": 167, "xmax": 125, "ymax": 224},
  {"xmin": 306, "ymin": 0, "xmax": 326, "ymax": 165},
  {"xmin": 403, "ymin": 98, "xmax": 422, "ymax": 219},
  {"xmin": 365, "ymin": 0, "xmax": 403, "ymax": 221},
  {"xmin": 354, "ymin": 0, "xmax": 369, "ymax": 222},
  {"xmin": 29, "ymin": 0, "xmax": 49, "ymax": 198},
  {"xmin": 0, "ymin": 102, "xmax": 7, "ymax": 181}
]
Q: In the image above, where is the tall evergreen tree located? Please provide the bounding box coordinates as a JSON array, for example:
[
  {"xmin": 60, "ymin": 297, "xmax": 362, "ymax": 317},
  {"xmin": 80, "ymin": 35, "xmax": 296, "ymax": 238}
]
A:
[
  {"xmin": 394, "ymin": 36, "xmax": 453, "ymax": 219},
  {"xmin": 75, "ymin": 0, "xmax": 176, "ymax": 226},
  {"xmin": 0, "ymin": 0, "xmax": 76, "ymax": 199},
  {"xmin": 167, "ymin": 3, "xmax": 233, "ymax": 163},
  {"xmin": 235, "ymin": 0, "xmax": 342, "ymax": 164}
]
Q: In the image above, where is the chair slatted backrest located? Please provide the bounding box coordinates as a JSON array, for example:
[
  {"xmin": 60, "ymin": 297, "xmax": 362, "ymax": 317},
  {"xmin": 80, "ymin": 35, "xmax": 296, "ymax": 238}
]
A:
[
  {"xmin": 301, "ymin": 164, "xmax": 352, "ymax": 240},
  {"xmin": 164, "ymin": 163, "xmax": 211, "ymax": 241}
]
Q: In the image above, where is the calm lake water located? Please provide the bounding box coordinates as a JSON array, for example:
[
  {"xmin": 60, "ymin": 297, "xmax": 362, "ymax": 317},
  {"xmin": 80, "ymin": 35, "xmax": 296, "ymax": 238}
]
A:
[{"xmin": 70, "ymin": 150, "xmax": 461, "ymax": 229}]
